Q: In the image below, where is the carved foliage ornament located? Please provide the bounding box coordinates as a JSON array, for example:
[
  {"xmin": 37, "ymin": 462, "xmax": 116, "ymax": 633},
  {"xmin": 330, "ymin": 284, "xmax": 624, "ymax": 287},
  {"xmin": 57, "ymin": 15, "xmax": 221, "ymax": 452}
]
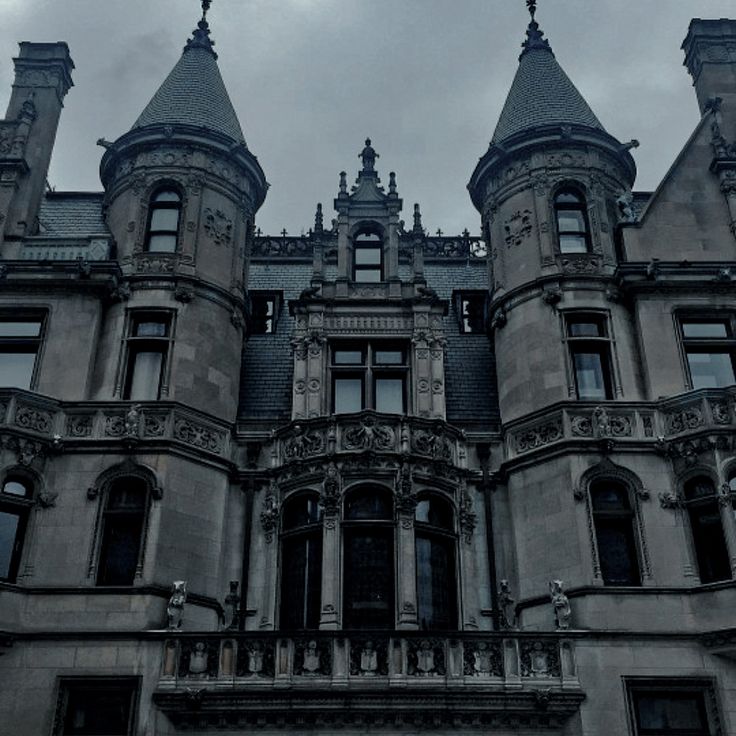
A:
[
  {"xmin": 203, "ymin": 207, "xmax": 233, "ymax": 246},
  {"xmin": 503, "ymin": 209, "xmax": 533, "ymax": 247}
]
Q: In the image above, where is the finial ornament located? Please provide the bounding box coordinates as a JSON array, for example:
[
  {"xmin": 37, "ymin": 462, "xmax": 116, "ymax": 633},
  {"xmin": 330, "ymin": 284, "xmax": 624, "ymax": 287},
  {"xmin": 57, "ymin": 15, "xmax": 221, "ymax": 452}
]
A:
[
  {"xmin": 202, "ymin": 0, "xmax": 212, "ymax": 21},
  {"xmin": 359, "ymin": 138, "xmax": 379, "ymax": 173},
  {"xmin": 526, "ymin": 0, "xmax": 537, "ymax": 20}
]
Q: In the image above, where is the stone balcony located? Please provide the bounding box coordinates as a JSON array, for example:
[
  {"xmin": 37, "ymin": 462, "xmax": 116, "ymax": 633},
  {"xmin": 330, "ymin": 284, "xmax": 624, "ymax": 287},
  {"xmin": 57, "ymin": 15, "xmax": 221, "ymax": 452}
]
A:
[
  {"xmin": 505, "ymin": 387, "xmax": 736, "ymax": 461},
  {"xmin": 2, "ymin": 236, "xmax": 113, "ymax": 261},
  {"xmin": 153, "ymin": 631, "xmax": 583, "ymax": 730}
]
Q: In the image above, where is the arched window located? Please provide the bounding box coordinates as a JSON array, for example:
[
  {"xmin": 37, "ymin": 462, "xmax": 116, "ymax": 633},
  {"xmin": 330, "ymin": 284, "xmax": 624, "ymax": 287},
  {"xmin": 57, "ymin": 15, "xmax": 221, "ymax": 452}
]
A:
[
  {"xmin": 555, "ymin": 188, "xmax": 591, "ymax": 254},
  {"xmin": 343, "ymin": 487, "xmax": 394, "ymax": 629},
  {"xmin": 0, "ymin": 475, "xmax": 33, "ymax": 582},
  {"xmin": 353, "ymin": 231, "xmax": 383, "ymax": 282},
  {"xmin": 97, "ymin": 477, "xmax": 148, "ymax": 586},
  {"xmin": 590, "ymin": 480, "xmax": 641, "ymax": 586},
  {"xmin": 146, "ymin": 189, "xmax": 181, "ymax": 252},
  {"xmin": 683, "ymin": 477, "xmax": 731, "ymax": 584},
  {"xmin": 415, "ymin": 494, "xmax": 457, "ymax": 629},
  {"xmin": 279, "ymin": 493, "xmax": 323, "ymax": 629}
]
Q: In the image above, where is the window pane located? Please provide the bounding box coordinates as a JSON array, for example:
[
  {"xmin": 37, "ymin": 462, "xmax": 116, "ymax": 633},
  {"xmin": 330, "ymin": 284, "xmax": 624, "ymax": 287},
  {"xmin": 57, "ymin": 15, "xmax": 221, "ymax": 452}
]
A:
[
  {"xmin": 568, "ymin": 320, "xmax": 603, "ymax": 337},
  {"xmin": 595, "ymin": 520, "xmax": 640, "ymax": 586},
  {"xmin": 108, "ymin": 483, "xmax": 146, "ymax": 511},
  {"xmin": 154, "ymin": 190, "xmax": 180, "ymax": 203},
  {"xmin": 416, "ymin": 535, "xmax": 456, "ymax": 629},
  {"xmin": 345, "ymin": 490, "xmax": 392, "ymax": 520},
  {"xmin": 686, "ymin": 351, "xmax": 736, "ymax": 389},
  {"xmin": 133, "ymin": 319, "xmax": 168, "ymax": 337},
  {"xmin": 0, "ymin": 321, "xmax": 41, "ymax": 337},
  {"xmin": 355, "ymin": 247, "xmax": 382, "ymax": 265},
  {"xmin": 128, "ymin": 351, "xmax": 164, "ymax": 400},
  {"xmin": 557, "ymin": 210, "xmax": 586, "ymax": 233},
  {"xmin": 334, "ymin": 378, "xmax": 362, "ymax": 413},
  {"xmin": 150, "ymin": 207, "xmax": 179, "ymax": 232},
  {"xmin": 559, "ymin": 234, "xmax": 588, "ymax": 253},
  {"xmin": 375, "ymin": 377, "xmax": 404, "ymax": 413},
  {"xmin": 147, "ymin": 234, "xmax": 177, "ymax": 252},
  {"xmin": 591, "ymin": 484, "xmax": 630, "ymax": 510},
  {"xmin": 97, "ymin": 515, "xmax": 144, "ymax": 586},
  {"xmin": 635, "ymin": 692, "xmax": 706, "ymax": 731},
  {"xmin": 63, "ymin": 686, "xmax": 133, "ymax": 735},
  {"xmin": 3, "ymin": 480, "xmax": 30, "ymax": 497},
  {"xmin": 344, "ymin": 530, "xmax": 394, "ymax": 628},
  {"xmin": 682, "ymin": 321, "xmax": 729, "ymax": 338},
  {"xmin": 280, "ymin": 533, "xmax": 322, "ymax": 629},
  {"xmin": 374, "ymin": 350, "xmax": 403, "ymax": 365},
  {"xmin": 282, "ymin": 495, "xmax": 322, "ymax": 530},
  {"xmin": 0, "ymin": 510, "xmax": 21, "ymax": 579},
  {"xmin": 415, "ymin": 497, "xmax": 454, "ymax": 530},
  {"xmin": 354, "ymin": 267, "xmax": 382, "ymax": 282},
  {"xmin": 333, "ymin": 350, "xmax": 364, "ymax": 365},
  {"xmin": 688, "ymin": 502, "xmax": 731, "ymax": 583},
  {"xmin": 573, "ymin": 351, "xmax": 608, "ymax": 399},
  {"xmin": 556, "ymin": 191, "xmax": 582, "ymax": 204},
  {"xmin": 0, "ymin": 352, "xmax": 36, "ymax": 389}
]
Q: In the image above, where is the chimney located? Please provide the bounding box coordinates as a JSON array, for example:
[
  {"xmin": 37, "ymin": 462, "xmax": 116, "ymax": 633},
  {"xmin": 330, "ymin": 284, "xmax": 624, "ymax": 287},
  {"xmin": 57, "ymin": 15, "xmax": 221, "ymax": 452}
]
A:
[
  {"xmin": 0, "ymin": 42, "xmax": 74, "ymax": 241},
  {"xmin": 683, "ymin": 19, "xmax": 736, "ymax": 114}
]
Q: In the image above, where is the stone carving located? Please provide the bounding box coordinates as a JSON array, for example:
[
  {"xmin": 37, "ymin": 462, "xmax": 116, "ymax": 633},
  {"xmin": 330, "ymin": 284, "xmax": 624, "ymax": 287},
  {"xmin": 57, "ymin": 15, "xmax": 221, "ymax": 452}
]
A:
[
  {"xmin": 561, "ymin": 257, "xmax": 600, "ymax": 274},
  {"xmin": 616, "ymin": 191, "xmax": 636, "ymax": 223},
  {"xmin": 294, "ymin": 639, "xmax": 330, "ymax": 676},
  {"xmin": 549, "ymin": 580, "xmax": 571, "ymax": 630},
  {"xmin": 188, "ymin": 642, "xmax": 208, "ymax": 676},
  {"xmin": 203, "ymin": 207, "xmax": 233, "ymax": 246},
  {"xmin": 224, "ymin": 581, "xmax": 240, "ymax": 630},
  {"xmin": 498, "ymin": 579, "xmax": 516, "ymax": 630},
  {"xmin": 66, "ymin": 415, "xmax": 93, "ymax": 437},
  {"xmin": 394, "ymin": 462, "xmax": 416, "ymax": 513},
  {"xmin": 104, "ymin": 415, "xmax": 126, "ymax": 437},
  {"xmin": 412, "ymin": 424, "xmax": 452, "ymax": 461},
  {"xmin": 173, "ymin": 419, "xmax": 222, "ymax": 453},
  {"xmin": 260, "ymin": 490, "xmax": 279, "ymax": 543},
  {"xmin": 124, "ymin": 404, "xmax": 140, "ymax": 438},
  {"xmin": 143, "ymin": 414, "xmax": 166, "ymax": 437},
  {"xmin": 14, "ymin": 405, "xmax": 52, "ymax": 434},
  {"xmin": 463, "ymin": 641, "xmax": 502, "ymax": 677},
  {"xmin": 459, "ymin": 491, "xmax": 477, "ymax": 543},
  {"xmin": 342, "ymin": 416, "xmax": 395, "ymax": 451},
  {"xmin": 358, "ymin": 641, "xmax": 378, "ymax": 676},
  {"xmin": 136, "ymin": 256, "xmax": 176, "ymax": 272},
  {"xmin": 37, "ymin": 490, "xmax": 58, "ymax": 509},
  {"xmin": 167, "ymin": 580, "xmax": 187, "ymax": 630},
  {"xmin": 710, "ymin": 401, "xmax": 731, "ymax": 424},
  {"xmin": 521, "ymin": 640, "xmax": 560, "ymax": 678},
  {"xmin": 665, "ymin": 406, "xmax": 704, "ymax": 435},
  {"xmin": 320, "ymin": 461, "xmax": 341, "ymax": 515},
  {"xmin": 503, "ymin": 210, "xmax": 533, "ymax": 247},
  {"xmin": 642, "ymin": 416, "xmax": 654, "ymax": 437},
  {"xmin": 659, "ymin": 491, "xmax": 683, "ymax": 510},
  {"xmin": 408, "ymin": 639, "xmax": 444, "ymax": 677},
  {"xmin": 515, "ymin": 420, "xmax": 562, "ymax": 452},
  {"xmin": 245, "ymin": 642, "xmax": 265, "ymax": 675},
  {"xmin": 284, "ymin": 424, "xmax": 324, "ymax": 459},
  {"xmin": 8, "ymin": 437, "xmax": 44, "ymax": 466}
]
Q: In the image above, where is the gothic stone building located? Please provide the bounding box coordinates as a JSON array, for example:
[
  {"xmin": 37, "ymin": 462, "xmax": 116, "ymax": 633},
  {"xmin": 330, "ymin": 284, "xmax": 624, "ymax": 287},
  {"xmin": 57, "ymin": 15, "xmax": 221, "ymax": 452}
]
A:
[{"xmin": 0, "ymin": 6, "xmax": 735, "ymax": 736}]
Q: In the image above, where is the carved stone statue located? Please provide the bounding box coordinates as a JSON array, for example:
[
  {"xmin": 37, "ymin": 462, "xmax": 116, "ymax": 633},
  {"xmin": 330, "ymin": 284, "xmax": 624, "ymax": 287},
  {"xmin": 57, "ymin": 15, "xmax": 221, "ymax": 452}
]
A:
[
  {"xmin": 359, "ymin": 138, "xmax": 379, "ymax": 172},
  {"xmin": 124, "ymin": 404, "xmax": 140, "ymax": 438},
  {"xmin": 359, "ymin": 641, "xmax": 378, "ymax": 676},
  {"xmin": 592, "ymin": 406, "xmax": 611, "ymax": 439},
  {"xmin": 188, "ymin": 641, "xmax": 208, "ymax": 675},
  {"xmin": 498, "ymin": 579, "xmax": 516, "ymax": 630},
  {"xmin": 549, "ymin": 579, "xmax": 571, "ymax": 630},
  {"xmin": 302, "ymin": 640, "xmax": 320, "ymax": 674},
  {"xmin": 616, "ymin": 191, "xmax": 636, "ymax": 223},
  {"xmin": 167, "ymin": 580, "xmax": 187, "ymax": 630},
  {"xmin": 224, "ymin": 580, "xmax": 240, "ymax": 630},
  {"xmin": 247, "ymin": 642, "xmax": 264, "ymax": 675},
  {"xmin": 416, "ymin": 640, "xmax": 435, "ymax": 675}
]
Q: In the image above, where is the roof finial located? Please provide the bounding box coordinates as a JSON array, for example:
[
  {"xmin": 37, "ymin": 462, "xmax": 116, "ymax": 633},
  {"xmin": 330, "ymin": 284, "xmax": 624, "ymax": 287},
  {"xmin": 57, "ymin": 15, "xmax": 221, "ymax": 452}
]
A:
[
  {"xmin": 185, "ymin": 0, "xmax": 217, "ymax": 58},
  {"xmin": 359, "ymin": 138, "xmax": 379, "ymax": 173},
  {"xmin": 202, "ymin": 0, "xmax": 212, "ymax": 21},
  {"xmin": 526, "ymin": 0, "xmax": 537, "ymax": 21},
  {"xmin": 520, "ymin": 0, "xmax": 552, "ymax": 59}
]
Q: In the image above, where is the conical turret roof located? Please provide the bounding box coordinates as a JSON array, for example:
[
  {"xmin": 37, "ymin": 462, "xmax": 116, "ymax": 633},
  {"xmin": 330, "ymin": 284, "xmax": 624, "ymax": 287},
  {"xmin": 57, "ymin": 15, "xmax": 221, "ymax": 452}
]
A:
[
  {"xmin": 132, "ymin": 16, "xmax": 246, "ymax": 145},
  {"xmin": 491, "ymin": 17, "xmax": 604, "ymax": 144}
]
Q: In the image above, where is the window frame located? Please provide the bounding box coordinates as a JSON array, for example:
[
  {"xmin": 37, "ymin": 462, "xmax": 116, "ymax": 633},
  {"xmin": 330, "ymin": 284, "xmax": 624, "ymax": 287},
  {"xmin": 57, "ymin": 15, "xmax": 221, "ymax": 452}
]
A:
[
  {"xmin": 0, "ymin": 473, "xmax": 34, "ymax": 583},
  {"xmin": 352, "ymin": 231, "xmax": 384, "ymax": 283},
  {"xmin": 249, "ymin": 291, "xmax": 281, "ymax": 335},
  {"xmin": 677, "ymin": 313, "xmax": 736, "ymax": 391},
  {"xmin": 145, "ymin": 187, "xmax": 182, "ymax": 254},
  {"xmin": 53, "ymin": 676, "xmax": 140, "ymax": 736},
  {"xmin": 120, "ymin": 309, "xmax": 175, "ymax": 400},
  {"xmin": 330, "ymin": 341, "xmax": 409, "ymax": 414},
  {"xmin": 563, "ymin": 311, "xmax": 616, "ymax": 400},
  {"xmin": 0, "ymin": 311, "xmax": 47, "ymax": 391},
  {"xmin": 554, "ymin": 186, "xmax": 592, "ymax": 255},
  {"xmin": 454, "ymin": 290, "xmax": 486, "ymax": 334}
]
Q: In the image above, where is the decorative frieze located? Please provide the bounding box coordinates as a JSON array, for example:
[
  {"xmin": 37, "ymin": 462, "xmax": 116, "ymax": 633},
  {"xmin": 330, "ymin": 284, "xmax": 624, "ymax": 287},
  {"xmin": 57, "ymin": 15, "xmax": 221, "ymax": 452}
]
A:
[
  {"xmin": 173, "ymin": 418, "xmax": 224, "ymax": 453},
  {"xmin": 665, "ymin": 405, "xmax": 704, "ymax": 435},
  {"xmin": 14, "ymin": 405, "xmax": 52, "ymax": 434},
  {"xmin": 514, "ymin": 420, "xmax": 563, "ymax": 453}
]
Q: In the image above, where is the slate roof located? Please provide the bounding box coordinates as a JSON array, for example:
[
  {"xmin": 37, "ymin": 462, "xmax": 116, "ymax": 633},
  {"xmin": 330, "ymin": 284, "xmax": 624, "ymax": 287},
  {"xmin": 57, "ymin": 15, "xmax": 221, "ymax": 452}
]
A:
[
  {"xmin": 37, "ymin": 193, "xmax": 109, "ymax": 238},
  {"xmin": 491, "ymin": 22, "xmax": 604, "ymax": 144},
  {"xmin": 132, "ymin": 28, "xmax": 246, "ymax": 145}
]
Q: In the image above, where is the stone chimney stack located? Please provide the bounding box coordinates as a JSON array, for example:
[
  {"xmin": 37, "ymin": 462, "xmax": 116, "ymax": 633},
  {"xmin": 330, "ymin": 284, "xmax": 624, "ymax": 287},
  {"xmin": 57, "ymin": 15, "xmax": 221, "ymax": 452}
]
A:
[
  {"xmin": 0, "ymin": 42, "xmax": 74, "ymax": 242},
  {"xmin": 683, "ymin": 19, "xmax": 736, "ymax": 113}
]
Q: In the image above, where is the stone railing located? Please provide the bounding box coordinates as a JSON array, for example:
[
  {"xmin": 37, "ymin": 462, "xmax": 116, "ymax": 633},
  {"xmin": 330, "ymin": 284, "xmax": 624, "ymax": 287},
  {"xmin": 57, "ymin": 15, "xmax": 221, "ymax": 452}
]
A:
[
  {"xmin": 506, "ymin": 388, "xmax": 736, "ymax": 459},
  {"xmin": 0, "ymin": 390, "xmax": 231, "ymax": 463},
  {"xmin": 272, "ymin": 411, "xmax": 467, "ymax": 469},
  {"xmin": 158, "ymin": 631, "xmax": 578, "ymax": 687},
  {"xmin": 17, "ymin": 237, "xmax": 112, "ymax": 261}
]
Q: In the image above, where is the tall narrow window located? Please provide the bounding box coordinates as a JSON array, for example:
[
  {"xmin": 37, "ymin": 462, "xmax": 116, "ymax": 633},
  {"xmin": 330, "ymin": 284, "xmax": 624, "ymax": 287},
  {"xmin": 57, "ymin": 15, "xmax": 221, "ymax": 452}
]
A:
[
  {"xmin": 249, "ymin": 292, "xmax": 280, "ymax": 335},
  {"xmin": 679, "ymin": 317, "xmax": 736, "ymax": 389},
  {"xmin": 590, "ymin": 481, "xmax": 641, "ymax": 586},
  {"xmin": 566, "ymin": 314, "xmax": 614, "ymax": 400},
  {"xmin": 0, "ymin": 476, "xmax": 33, "ymax": 582},
  {"xmin": 123, "ymin": 312, "xmax": 173, "ymax": 400},
  {"xmin": 97, "ymin": 478, "xmax": 147, "ymax": 586},
  {"xmin": 343, "ymin": 488, "xmax": 394, "ymax": 629},
  {"xmin": 683, "ymin": 477, "xmax": 731, "ymax": 584},
  {"xmin": 0, "ymin": 315, "xmax": 44, "ymax": 390},
  {"xmin": 279, "ymin": 493, "xmax": 323, "ymax": 629},
  {"xmin": 555, "ymin": 188, "xmax": 591, "ymax": 254},
  {"xmin": 415, "ymin": 494, "xmax": 457, "ymax": 629},
  {"xmin": 353, "ymin": 232, "xmax": 383, "ymax": 282},
  {"xmin": 146, "ymin": 189, "xmax": 181, "ymax": 253}
]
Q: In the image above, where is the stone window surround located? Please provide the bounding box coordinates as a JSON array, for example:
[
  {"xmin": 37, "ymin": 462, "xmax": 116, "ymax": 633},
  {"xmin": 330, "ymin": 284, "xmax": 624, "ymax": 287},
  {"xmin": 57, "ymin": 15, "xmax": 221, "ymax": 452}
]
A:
[
  {"xmin": 0, "ymin": 466, "xmax": 37, "ymax": 583},
  {"xmin": 0, "ymin": 308, "xmax": 47, "ymax": 392}
]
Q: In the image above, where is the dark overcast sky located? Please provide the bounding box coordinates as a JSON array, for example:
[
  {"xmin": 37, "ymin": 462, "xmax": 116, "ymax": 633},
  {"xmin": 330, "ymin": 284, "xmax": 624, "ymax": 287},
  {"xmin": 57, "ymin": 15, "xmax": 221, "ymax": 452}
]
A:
[{"xmin": 1, "ymin": 0, "xmax": 734, "ymax": 235}]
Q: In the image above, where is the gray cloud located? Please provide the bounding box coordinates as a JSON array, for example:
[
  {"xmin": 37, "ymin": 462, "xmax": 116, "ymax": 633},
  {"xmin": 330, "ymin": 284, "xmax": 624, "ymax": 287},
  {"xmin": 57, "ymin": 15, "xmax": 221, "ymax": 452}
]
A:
[{"xmin": 1, "ymin": 0, "xmax": 733, "ymax": 235}]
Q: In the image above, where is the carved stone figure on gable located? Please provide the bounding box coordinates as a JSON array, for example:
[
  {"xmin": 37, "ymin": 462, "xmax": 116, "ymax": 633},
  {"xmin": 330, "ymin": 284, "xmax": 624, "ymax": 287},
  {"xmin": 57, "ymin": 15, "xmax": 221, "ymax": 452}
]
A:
[
  {"xmin": 498, "ymin": 579, "xmax": 516, "ymax": 629},
  {"xmin": 167, "ymin": 580, "xmax": 187, "ymax": 630},
  {"xmin": 359, "ymin": 138, "xmax": 379, "ymax": 172},
  {"xmin": 549, "ymin": 579, "xmax": 571, "ymax": 630}
]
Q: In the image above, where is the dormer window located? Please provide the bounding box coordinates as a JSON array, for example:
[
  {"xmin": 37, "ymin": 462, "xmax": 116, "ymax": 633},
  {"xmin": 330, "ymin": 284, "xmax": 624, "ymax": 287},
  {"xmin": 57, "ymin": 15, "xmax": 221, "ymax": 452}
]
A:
[
  {"xmin": 353, "ymin": 232, "xmax": 383, "ymax": 282},
  {"xmin": 555, "ymin": 188, "xmax": 590, "ymax": 254},
  {"xmin": 146, "ymin": 189, "xmax": 181, "ymax": 253}
]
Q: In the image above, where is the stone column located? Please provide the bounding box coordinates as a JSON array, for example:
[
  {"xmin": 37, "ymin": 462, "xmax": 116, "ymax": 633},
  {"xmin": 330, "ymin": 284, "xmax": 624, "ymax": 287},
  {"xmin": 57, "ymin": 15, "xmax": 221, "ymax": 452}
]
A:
[
  {"xmin": 319, "ymin": 512, "xmax": 341, "ymax": 629},
  {"xmin": 396, "ymin": 510, "xmax": 418, "ymax": 629}
]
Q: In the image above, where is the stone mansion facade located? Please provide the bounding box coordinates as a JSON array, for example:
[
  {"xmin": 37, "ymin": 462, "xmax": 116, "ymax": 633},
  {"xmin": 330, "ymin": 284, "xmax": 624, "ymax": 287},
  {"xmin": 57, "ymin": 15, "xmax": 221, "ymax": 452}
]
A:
[{"xmin": 0, "ymin": 4, "xmax": 735, "ymax": 735}]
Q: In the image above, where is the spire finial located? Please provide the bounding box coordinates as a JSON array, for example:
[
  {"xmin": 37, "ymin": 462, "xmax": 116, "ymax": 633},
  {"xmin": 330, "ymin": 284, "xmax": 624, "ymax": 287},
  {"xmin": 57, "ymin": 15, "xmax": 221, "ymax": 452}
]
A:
[
  {"xmin": 526, "ymin": 0, "xmax": 536, "ymax": 21},
  {"xmin": 520, "ymin": 0, "xmax": 552, "ymax": 59},
  {"xmin": 202, "ymin": 0, "xmax": 212, "ymax": 21},
  {"xmin": 185, "ymin": 0, "xmax": 217, "ymax": 58}
]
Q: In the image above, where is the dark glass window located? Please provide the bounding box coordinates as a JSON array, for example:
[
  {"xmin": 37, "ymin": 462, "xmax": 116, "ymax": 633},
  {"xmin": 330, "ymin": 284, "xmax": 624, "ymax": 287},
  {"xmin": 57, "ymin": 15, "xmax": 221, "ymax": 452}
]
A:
[
  {"xmin": 0, "ymin": 477, "xmax": 32, "ymax": 582},
  {"xmin": 566, "ymin": 315, "xmax": 613, "ymax": 400},
  {"xmin": 146, "ymin": 189, "xmax": 181, "ymax": 253},
  {"xmin": 280, "ymin": 494, "xmax": 323, "ymax": 630},
  {"xmin": 353, "ymin": 232, "xmax": 383, "ymax": 282},
  {"xmin": 680, "ymin": 318, "xmax": 736, "ymax": 389},
  {"xmin": 250, "ymin": 293, "xmax": 279, "ymax": 334},
  {"xmin": 56, "ymin": 678, "xmax": 138, "ymax": 735},
  {"xmin": 457, "ymin": 293, "xmax": 486, "ymax": 334},
  {"xmin": 97, "ymin": 479, "xmax": 147, "ymax": 586},
  {"xmin": 0, "ymin": 316, "xmax": 44, "ymax": 390},
  {"xmin": 415, "ymin": 495, "xmax": 457, "ymax": 629},
  {"xmin": 683, "ymin": 477, "xmax": 731, "ymax": 584},
  {"xmin": 590, "ymin": 481, "xmax": 641, "ymax": 586},
  {"xmin": 123, "ymin": 312, "xmax": 172, "ymax": 400},
  {"xmin": 343, "ymin": 488, "xmax": 394, "ymax": 629},
  {"xmin": 331, "ymin": 342, "xmax": 408, "ymax": 414},
  {"xmin": 630, "ymin": 687, "xmax": 712, "ymax": 735},
  {"xmin": 555, "ymin": 189, "xmax": 591, "ymax": 254}
]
